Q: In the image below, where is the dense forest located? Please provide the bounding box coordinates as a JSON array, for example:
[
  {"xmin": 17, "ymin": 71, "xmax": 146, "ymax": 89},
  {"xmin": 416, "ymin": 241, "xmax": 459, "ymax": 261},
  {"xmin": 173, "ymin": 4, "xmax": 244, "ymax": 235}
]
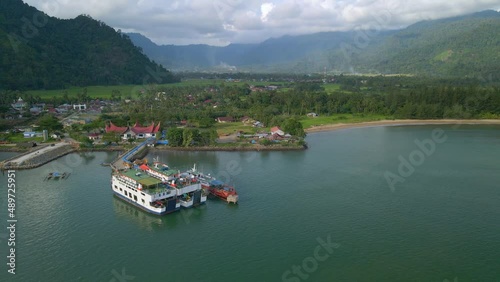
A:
[
  {"xmin": 353, "ymin": 10, "xmax": 500, "ymax": 77},
  {"xmin": 0, "ymin": 0, "xmax": 178, "ymax": 90},
  {"xmin": 107, "ymin": 76, "xmax": 500, "ymax": 128}
]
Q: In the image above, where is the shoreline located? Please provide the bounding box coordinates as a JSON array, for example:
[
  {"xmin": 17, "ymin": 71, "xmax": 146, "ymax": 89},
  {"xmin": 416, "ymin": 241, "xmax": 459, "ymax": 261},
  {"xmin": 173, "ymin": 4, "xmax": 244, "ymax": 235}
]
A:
[
  {"xmin": 2, "ymin": 119, "xmax": 498, "ymax": 154},
  {"xmin": 151, "ymin": 145, "xmax": 306, "ymax": 152},
  {"xmin": 304, "ymin": 119, "xmax": 500, "ymax": 133}
]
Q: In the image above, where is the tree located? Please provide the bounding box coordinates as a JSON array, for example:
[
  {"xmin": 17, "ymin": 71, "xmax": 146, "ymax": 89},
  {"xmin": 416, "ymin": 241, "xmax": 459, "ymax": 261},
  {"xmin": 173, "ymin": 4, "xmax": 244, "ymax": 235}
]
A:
[
  {"xmin": 282, "ymin": 118, "xmax": 306, "ymax": 137},
  {"xmin": 198, "ymin": 117, "xmax": 215, "ymax": 128},
  {"xmin": 38, "ymin": 114, "xmax": 63, "ymax": 132},
  {"xmin": 102, "ymin": 132, "xmax": 120, "ymax": 144},
  {"xmin": 182, "ymin": 128, "xmax": 194, "ymax": 147},
  {"xmin": 167, "ymin": 128, "xmax": 183, "ymax": 147}
]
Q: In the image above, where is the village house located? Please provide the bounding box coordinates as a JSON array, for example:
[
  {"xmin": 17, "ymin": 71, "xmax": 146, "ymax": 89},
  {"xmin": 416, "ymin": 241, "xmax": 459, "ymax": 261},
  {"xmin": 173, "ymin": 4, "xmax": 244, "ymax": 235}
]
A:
[
  {"xmin": 216, "ymin": 117, "xmax": 234, "ymax": 123},
  {"xmin": 29, "ymin": 106, "xmax": 43, "ymax": 115},
  {"xmin": 11, "ymin": 98, "xmax": 27, "ymax": 111},
  {"xmin": 105, "ymin": 121, "xmax": 161, "ymax": 140},
  {"xmin": 270, "ymin": 126, "xmax": 285, "ymax": 136},
  {"xmin": 23, "ymin": 131, "xmax": 42, "ymax": 138},
  {"xmin": 73, "ymin": 104, "xmax": 87, "ymax": 111},
  {"xmin": 253, "ymin": 121, "xmax": 264, "ymax": 128},
  {"xmin": 240, "ymin": 116, "xmax": 251, "ymax": 123},
  {"xmin": 88, "ymin": 133, "xmax": 101, "ymax": 141},
  {"xmin": 56, "ymin": 104, "xmax": 72, "ymax": 113}
]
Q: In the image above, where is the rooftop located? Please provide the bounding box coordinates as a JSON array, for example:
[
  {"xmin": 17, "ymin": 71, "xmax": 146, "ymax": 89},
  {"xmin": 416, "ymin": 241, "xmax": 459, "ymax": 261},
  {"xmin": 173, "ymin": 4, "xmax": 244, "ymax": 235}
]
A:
[{"xmin": 121, "ymin": 169, "xmax": 162, "ymax": 187}]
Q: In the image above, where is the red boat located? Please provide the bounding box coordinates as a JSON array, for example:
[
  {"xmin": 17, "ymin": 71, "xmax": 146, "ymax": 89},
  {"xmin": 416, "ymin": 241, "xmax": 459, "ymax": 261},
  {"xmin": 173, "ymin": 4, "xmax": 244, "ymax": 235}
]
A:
[
  {"xmin": 206, "ymin": 180, "xmax": 238, "ymax": 204},
  {"xmin": 189, "ymin": 164, "xmax": 239, "ymax": 204}
]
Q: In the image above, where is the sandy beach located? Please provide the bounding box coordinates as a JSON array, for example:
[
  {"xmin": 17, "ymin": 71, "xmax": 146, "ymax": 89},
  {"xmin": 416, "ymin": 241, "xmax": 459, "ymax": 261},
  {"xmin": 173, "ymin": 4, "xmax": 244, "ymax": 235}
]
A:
[{"xmin": 305, "ymin": 119, "xmax": 500, "ymax": 133}]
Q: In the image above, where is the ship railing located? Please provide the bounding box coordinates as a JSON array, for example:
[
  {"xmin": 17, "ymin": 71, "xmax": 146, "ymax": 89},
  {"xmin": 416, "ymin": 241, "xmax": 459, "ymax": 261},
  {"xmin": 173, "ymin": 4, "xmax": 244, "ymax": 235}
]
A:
[{"xmin": 143, "ymin": 187, "xmax": 175, "ymax": 199}]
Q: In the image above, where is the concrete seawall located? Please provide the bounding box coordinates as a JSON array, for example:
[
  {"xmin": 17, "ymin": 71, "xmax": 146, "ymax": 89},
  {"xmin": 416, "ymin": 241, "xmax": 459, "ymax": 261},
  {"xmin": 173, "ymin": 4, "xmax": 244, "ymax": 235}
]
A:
[{"xmin": 1, "ymin": 143, "xmax": 75, "ymax": 170}]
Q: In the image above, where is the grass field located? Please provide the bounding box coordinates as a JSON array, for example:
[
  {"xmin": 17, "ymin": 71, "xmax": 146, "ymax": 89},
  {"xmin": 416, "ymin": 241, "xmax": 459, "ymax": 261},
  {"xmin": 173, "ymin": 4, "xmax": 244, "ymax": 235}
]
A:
[
  {"xmin": 215, "ymin": 122, "xmax": 268, "ymax": 135},
  {"xmin": 300, "ymin": 114, "xmax": 391, "ymax": 129},
  {"xmin": 0, "ymin": 133, "xmax": 44, "ymax": 143},
  {"xmin": 24, "ymin": 79, "xmax": 290, "ymax": 99},
  {"xmin": 322, "ymin": 83, "xmax": 342, "ymax": 93}
]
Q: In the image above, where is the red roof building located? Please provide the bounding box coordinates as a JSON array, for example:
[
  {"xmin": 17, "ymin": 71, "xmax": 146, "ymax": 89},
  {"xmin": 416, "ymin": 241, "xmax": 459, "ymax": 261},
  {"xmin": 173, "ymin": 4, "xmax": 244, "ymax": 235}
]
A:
[
  {"xmin": 105, "ymin": 121, "xmax": 160, "ymax": 140},
  {"xmin": 270, "ymin": 126, "xmax": 285, "ymax": 136},
  {"xmin": 105, "ymin": 122, "xmax": 128, "ymax": 134}
]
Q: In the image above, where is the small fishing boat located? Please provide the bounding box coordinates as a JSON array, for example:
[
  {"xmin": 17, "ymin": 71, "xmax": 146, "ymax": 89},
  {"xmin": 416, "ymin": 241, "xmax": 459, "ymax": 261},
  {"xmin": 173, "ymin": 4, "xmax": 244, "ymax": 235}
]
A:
[{"xmin": 44, "ymin": 172, "xmax": 70, "ymax": 180}]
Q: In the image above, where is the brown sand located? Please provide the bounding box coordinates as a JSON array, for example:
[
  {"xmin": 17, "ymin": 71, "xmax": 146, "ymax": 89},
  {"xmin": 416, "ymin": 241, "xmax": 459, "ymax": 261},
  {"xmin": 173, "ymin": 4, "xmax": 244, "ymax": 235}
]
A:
[{"xmin": 305, "ymin": 119, "xmax": 500, "ymax": 133}]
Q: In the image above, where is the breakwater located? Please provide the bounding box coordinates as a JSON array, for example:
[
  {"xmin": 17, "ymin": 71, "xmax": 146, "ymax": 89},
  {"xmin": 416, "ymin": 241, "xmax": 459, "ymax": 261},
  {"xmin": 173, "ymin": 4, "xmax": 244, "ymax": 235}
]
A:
[{"xmin": 1, "ymin": 144, "xmax": 75, "ymax": 170}]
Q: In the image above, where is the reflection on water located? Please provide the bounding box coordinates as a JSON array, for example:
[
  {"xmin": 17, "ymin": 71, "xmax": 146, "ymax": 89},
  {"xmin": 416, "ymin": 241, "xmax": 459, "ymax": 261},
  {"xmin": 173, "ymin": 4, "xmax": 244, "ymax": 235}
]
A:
[
  {"xmin": 148, "ymin": 150, "xmax": 219, "ymax": 170},
  {"xmin": 111, "ymin": 195, "xmax": 208, "ymax": 231},
  {"xmin": 79, "ymin": 152, "xmax": 96, "ymax": 164}
]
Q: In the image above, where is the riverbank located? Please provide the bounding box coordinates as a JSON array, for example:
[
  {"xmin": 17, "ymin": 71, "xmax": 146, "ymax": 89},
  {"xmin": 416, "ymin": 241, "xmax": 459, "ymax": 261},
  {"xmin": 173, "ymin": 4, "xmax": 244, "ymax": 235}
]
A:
[
  {"xmin": 152, "ymin": 144, "xmax": 306, "ymax": 151},
  {"xmin": 305, "ymin": 119, "xmax": 500, "ymax": 133}
]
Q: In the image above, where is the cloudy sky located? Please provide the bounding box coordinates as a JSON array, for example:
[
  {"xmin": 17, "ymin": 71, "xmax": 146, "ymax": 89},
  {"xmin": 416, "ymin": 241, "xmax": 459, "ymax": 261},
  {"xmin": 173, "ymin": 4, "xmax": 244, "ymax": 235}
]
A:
[{"xmin": 24, "ymin": 0, "xmax": 500, "ymax": 46}]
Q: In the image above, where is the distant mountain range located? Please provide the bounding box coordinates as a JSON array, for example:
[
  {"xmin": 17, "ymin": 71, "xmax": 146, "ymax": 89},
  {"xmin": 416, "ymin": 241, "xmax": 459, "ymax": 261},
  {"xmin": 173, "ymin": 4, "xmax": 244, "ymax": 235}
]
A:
[
  {"xmin": 0, "ymin": 0, "xmax": 178, "ymax": 90},
  {"xmin": 128, "ymin": 10, "xmax": 500, "ymax": 77}
]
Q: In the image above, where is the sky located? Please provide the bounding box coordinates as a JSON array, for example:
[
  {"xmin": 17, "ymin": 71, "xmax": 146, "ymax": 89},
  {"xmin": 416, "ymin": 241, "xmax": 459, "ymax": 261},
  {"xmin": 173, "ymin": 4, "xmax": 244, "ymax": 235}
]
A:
[{"xmin": 24, "ymin": 0, "xmax": 500, "ymax": 46}]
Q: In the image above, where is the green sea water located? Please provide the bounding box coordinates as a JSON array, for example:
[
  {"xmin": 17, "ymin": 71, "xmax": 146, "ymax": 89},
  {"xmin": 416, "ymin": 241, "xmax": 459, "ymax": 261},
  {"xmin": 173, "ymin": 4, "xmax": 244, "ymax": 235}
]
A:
[{"xmin": 1, "ymin": 125, "xmax": 499, "ymax": 282}]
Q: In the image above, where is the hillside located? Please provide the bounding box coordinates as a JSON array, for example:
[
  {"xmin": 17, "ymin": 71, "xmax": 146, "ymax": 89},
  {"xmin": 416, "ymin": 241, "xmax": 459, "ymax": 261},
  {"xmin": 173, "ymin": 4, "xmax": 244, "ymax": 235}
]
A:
[
  {"xmin": 0, "ymin": 0, "xmax": 178, "ymax": 90},
  {"xmin": 127, "ymin": 31, "xmax": 382, "ymax": 72},
  {"xmin": 352, "ymin": 10, "xmax": 500, "ymax": 77},
  {"xmin": 129, "ymin": 10, "xmax": 500, "ymax": 77}
]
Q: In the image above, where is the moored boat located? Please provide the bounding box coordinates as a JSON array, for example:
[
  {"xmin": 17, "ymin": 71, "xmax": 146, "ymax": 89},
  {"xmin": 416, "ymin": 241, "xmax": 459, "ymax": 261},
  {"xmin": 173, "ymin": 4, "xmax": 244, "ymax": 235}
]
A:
[
  {"xmin": 111, "ymin": 160, "xmax": 207, "ymax": 215},
  {"xmin": 188, "ymin": 164, "xmax": 239, "ymax": 204},
  {"xmin": 45, "ymin": 171, "xmax": 70, "ymax": 180}
]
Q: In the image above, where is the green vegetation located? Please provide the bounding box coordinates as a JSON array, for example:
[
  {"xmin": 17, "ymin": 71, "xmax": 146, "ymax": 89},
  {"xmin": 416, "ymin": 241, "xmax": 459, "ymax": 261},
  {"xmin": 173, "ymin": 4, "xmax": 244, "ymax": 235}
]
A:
[
  {"xmin": 353, "ymin": 11, "xmax": 500, "ymax": 78},
  {"xmin": 300, "ymin": 114, "xmax": 389, "ymax": 128},
  {"xmin": 109, "ymin": 75, "xmax": 500, "ymax": 135},
  {"xmin": 215, "ymin": 122, "xmax": 264, "ymax": 136},
  {"xmin": 166, "ymin": 127, "xmax": 218, "ymax": 147},
  {"xmin": 1, "ymin": 75, "xmax": 499, "ymax": 149},
  {"xmin": 0, "ymin": 133, "xmax": 43, "ymax": 143},
  {"xmin": 0, "ymin": 0, "xmax": 178, "ymax": 90},
  {"xmin": 38, "ymin": 114, "xmax": 63, "ymax": 131},
  {"xmin": 21, "ymin": 79, "xmax": 288, "ymax": 100}
]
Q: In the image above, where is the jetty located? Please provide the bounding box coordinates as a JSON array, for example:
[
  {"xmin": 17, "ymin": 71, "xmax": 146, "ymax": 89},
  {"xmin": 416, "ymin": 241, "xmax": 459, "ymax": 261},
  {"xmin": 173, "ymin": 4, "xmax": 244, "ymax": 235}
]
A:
[
  {"xmin": 0, "ymin": 137, "xmax": 152, "ymax": 171},
  {"xmin": 110, "ymin": 138, "xmax": 153, "ymax": 171},
  {"xmin": 1, "ymin": 143, "xmax": 75, "ymax": 170}
]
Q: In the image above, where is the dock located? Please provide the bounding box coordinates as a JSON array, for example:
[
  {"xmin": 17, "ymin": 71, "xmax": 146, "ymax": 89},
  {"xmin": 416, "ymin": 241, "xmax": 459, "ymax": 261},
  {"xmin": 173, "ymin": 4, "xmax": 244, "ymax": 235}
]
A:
[
  {"xmin": 1, "ymin": 138, "xmax": 152, "ymax": 171},
  {"xmin": 1, "ymin": 143, "xmax": 75, "ymax": 170},
  {"xmin": 110, "ymin": 138, "xmax": 154, "ymax": 171}
]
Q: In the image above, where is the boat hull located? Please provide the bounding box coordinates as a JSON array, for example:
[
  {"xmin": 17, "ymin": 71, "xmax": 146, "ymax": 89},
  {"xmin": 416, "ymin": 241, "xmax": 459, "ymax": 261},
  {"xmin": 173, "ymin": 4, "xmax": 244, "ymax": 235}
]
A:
[{"xmin": 113, "ymin": 192, "xmax": 180, "ymax": 215}]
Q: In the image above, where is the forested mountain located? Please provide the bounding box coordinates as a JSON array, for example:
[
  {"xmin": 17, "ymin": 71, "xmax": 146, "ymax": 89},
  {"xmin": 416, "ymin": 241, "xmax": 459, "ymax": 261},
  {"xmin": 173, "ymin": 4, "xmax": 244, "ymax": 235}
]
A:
[
  {"xmin": 352, "ymin": 10, "xmax": 500, "ymax": 77},
  {"xmin": 129, "ymin": 10, "xmax": 499, "ymax": 77},
  {"xmin": 0, "ymin": 0, "xmax": 178, "ymax": 90},
  {"xmin": 127, "ymin": 31, "xmax": 389, "ymax": 72}
]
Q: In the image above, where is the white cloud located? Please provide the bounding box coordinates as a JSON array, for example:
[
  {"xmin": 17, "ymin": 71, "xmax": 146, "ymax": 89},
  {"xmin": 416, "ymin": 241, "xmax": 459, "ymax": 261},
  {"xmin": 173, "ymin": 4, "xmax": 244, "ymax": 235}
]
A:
[
  {"xmin": 22, "ymin": 0, "xmax": 500, "ymax": 45},
  {"xmin": 260, "ymin": 2, "xmax": 275, "ymax": 22}
]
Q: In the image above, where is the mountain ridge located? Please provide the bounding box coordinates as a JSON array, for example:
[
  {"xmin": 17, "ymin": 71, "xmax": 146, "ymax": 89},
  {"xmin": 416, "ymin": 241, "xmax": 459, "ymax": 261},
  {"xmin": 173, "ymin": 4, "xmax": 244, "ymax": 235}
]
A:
[
  {"xmin": 128, "ymin": 10, "xmax": 500, "ymax": 77},
  {"xmin": 0, "ymin": 0, "xmax": 178, "ymax": 90}
]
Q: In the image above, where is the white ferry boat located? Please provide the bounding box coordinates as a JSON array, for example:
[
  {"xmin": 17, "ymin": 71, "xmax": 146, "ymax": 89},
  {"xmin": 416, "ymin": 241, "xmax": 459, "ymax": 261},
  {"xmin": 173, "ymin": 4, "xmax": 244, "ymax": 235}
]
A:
[{"xmin": 111, "ymin": 161, "xmax": 207, "ymax": 215}]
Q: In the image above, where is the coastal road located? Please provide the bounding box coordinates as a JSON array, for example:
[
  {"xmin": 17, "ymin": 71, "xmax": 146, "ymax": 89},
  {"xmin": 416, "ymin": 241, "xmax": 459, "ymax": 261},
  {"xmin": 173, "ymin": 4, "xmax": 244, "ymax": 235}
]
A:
[{"xmin": 10, "ymin": 142, "xmax": 68, "ymax": 164}]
